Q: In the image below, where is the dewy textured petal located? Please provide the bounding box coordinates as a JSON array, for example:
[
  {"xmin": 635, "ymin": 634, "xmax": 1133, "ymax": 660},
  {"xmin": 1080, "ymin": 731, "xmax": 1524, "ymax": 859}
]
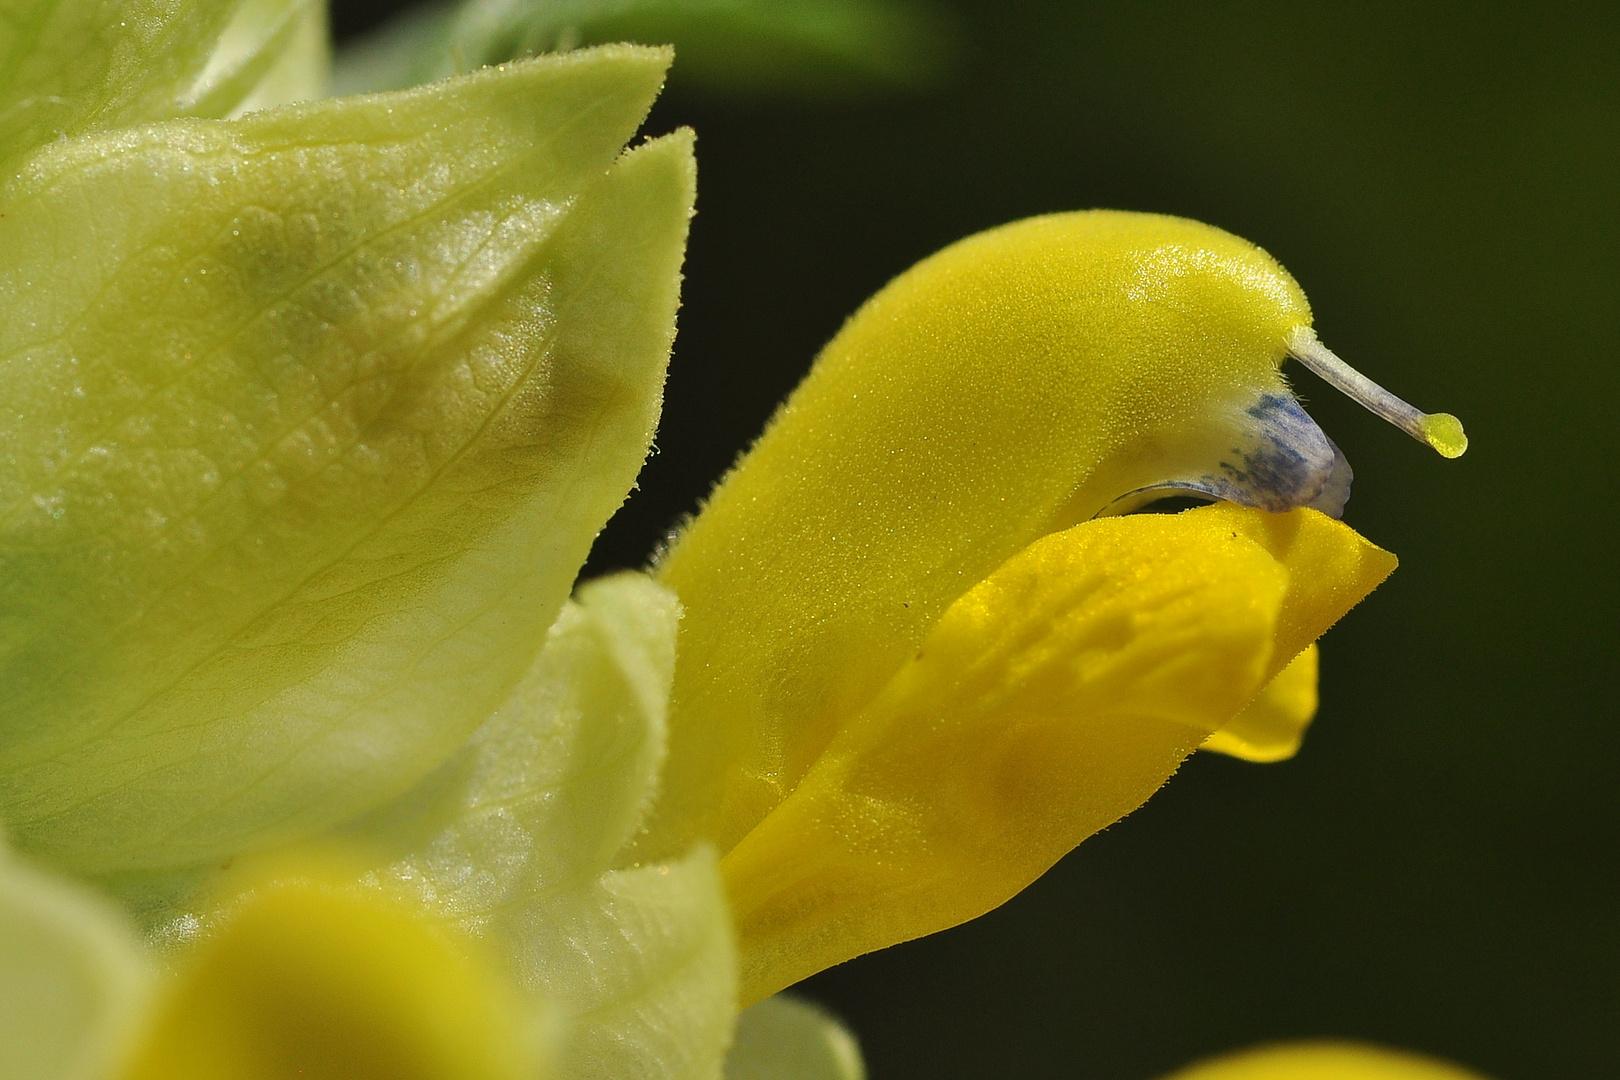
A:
[{"xmin": 0, "ymin": 46, "xmax": 693, "ymax": 874}]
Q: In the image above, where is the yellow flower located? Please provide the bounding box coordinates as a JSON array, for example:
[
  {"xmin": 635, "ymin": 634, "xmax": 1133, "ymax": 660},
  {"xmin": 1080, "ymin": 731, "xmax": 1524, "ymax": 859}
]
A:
[
  {"xmin": 637, "ymin": 210, "xmax": 1461, "ymax": 1004},
  {"xmin": 1159, "ymin": 1042, "xmax": 1493, "ymax": 1080}
]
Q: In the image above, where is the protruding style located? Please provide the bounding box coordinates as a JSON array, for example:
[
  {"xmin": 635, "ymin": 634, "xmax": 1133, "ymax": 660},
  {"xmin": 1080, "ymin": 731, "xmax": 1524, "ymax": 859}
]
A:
[{"xmin": 1287, "ymin": 327, "xmax": 1468, "ymax": 458}]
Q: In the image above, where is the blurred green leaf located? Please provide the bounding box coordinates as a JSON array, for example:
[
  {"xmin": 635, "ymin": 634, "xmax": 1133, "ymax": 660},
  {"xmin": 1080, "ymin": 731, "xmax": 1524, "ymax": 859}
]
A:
[
  {"xmin": 0, "ymin": 845, "xmax": 150, "ymax": 1080},
  {"xmin": 725, "ymin": 996, "xmax": 866, "ymax": 1080},
  {"xmin": 336, "ymin": 0, "xmax": 957, "ymax": 98},
  {"xmin": 187, "ymin": 0, "xmax": 331, "ymax": 116},
  {"xmin": 0, "ymin": 47, "xmax": 689, "ymax": 875}
]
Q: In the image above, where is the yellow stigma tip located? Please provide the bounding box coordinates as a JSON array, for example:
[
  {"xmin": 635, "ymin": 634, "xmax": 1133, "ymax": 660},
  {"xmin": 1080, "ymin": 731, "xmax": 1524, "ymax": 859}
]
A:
[{"xmin": 1421, "ymin": 413, "xmax": 1467, "ymax": 458}]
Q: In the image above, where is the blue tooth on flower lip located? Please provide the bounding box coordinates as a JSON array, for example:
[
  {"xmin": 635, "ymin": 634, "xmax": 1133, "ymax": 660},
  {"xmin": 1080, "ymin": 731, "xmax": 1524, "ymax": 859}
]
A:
[{"xmin": 1104, "ymin": 391, "xmax": 1353, "ymax": 519}]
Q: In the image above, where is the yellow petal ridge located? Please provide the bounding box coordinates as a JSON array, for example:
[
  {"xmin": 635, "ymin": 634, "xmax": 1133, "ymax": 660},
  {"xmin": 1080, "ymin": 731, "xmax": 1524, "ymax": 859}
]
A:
[
  {"xmin": 1158, "ymin": 1041, "xmax": 1494, "ymax": 1080},
  {"xmin": 1202, "ymin": 643, "xmax": 1319, "ymax": 763},
  {"xmin": 119, "ymin": 866, "xmax": 539, "ymax": 1080},
  {"xmin": 722, "ymin": 504, "xmax": 1394, "ymax": 1003}
]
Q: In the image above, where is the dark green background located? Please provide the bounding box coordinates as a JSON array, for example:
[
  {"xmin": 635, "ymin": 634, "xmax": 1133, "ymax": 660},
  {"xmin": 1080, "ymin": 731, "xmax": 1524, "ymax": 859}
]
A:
[{"xmin": 335, "ymin": 4, "xmax": 1616, "ymax": 1077}]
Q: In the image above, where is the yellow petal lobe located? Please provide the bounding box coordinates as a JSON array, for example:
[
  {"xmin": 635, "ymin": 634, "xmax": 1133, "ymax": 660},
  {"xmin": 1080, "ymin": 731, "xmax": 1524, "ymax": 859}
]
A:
[
  {"xmin": 1192, "ymin": 505, "xmax": 1397, "ymax": 681},
  {"xmin": 120, "ymin": 873, "xmax": 537, "ymax": 1080},
  {"xmin": 1159, "ymin": 1041, "xmax": 1493, "ymax": 1080},
  {"xmin": 1203, "ymin": 643, "xmax": 1318, "ymax": 762},
  {"xmin": 722, "ymin": 504, "xmax": 1393, "ymax": 1003}
]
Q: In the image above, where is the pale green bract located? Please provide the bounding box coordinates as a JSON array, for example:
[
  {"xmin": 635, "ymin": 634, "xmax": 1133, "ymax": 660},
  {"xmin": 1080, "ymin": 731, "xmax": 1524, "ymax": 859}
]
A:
[
  {"xmin": 350, "ymin": 573, "xmax": 737, "ymax": 1080},
  {"xmin": 0, "ymin": 5, "xmax": 874, "ymax": 1076},
  {"xmin": 0, "ymin": 43, "xmax": 686, "ymax": 876},
  {"xmin": 0, "ymin": 0, "xmax": 239, "ymax": 166}
]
